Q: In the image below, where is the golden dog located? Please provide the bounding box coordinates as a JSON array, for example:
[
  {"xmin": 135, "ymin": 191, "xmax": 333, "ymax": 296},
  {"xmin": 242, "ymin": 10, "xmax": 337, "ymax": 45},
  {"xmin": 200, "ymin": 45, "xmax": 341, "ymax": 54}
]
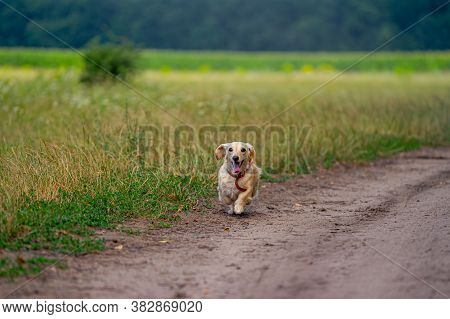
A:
[{"xmin": 215, "ymin": 142, "xmax": 261, "ymax": 214}]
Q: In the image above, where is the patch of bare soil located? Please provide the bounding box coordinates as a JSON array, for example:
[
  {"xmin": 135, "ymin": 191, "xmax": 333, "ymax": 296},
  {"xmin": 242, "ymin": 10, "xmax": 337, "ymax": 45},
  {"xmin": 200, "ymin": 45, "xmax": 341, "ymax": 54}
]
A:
[{"xmin": 2, "ymin": 147, "xmax": 450, "ymax": 298}]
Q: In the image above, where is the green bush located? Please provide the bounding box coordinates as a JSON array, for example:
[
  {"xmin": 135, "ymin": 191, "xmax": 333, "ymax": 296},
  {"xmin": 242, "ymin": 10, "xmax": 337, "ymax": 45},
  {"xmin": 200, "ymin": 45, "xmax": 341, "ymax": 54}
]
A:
[{"xmin": 80, "ymin": 43, "xmax": 137, "ymax": 83}]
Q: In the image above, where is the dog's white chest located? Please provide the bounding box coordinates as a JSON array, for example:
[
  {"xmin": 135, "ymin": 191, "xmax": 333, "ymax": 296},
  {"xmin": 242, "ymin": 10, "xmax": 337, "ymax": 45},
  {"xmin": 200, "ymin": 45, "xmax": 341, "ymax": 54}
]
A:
[
  {"xmin": 218, "ymin": 170, "xmax": 240, "ymax": 200},
  {"xmin": 222, "ymin": 179, "xmax": 239, "ymax": 199}
]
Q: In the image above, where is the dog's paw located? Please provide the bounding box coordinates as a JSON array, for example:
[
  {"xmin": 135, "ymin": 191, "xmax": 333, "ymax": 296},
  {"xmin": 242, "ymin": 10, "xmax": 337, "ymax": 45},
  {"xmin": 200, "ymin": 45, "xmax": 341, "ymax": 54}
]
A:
[{"xmin": 234, "ymin": 204, "xmax": 245, "ymax": 214}]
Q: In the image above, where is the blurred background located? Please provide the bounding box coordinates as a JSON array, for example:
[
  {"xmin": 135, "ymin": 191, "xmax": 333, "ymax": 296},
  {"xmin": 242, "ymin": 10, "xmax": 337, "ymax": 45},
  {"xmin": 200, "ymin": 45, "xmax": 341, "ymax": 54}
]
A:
[{"xmin": 1, "ymin": 0, "xmax": 449, "ymax": 51}]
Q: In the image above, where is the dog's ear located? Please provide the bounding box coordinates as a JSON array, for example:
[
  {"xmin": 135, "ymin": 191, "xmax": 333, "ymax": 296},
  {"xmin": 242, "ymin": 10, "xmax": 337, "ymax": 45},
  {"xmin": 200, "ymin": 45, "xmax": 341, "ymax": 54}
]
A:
[
  {"xmin": 247, "ymin": 143, "xmax": 255, "ymax": 164},
  {"xmin": 215, "ymin": 144, "xmax": 227, "ymax": 160}
]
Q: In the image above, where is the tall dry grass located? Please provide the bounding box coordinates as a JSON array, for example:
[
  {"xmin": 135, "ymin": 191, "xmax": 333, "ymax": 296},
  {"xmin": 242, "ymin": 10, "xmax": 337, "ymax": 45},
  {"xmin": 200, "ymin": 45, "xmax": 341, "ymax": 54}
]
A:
[{"xmin": 0, "ymin": 68, "xmax": 449, "ymax": 223}]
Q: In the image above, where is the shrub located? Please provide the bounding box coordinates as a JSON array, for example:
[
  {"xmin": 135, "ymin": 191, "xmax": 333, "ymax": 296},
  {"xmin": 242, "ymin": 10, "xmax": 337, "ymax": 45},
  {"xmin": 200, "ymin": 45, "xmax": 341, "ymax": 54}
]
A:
[{"xmin": 80, "ymin": 42, "xmax": 137, "ymax": 83}]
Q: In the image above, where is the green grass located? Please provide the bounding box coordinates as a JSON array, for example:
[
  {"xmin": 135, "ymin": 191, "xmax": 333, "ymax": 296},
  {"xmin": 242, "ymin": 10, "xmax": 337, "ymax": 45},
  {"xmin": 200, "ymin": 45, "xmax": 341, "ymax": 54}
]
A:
[
  {"xmin": 0, "ymin": 48, "xmax": 449, "ymax": 72},
  {"xmin": 0, "ymin": 170, "xmax": 213, "ymax": 253},
  {"xmin": 0, "ymin": 67, "xmax": 449, "ymax": 277},
  {"xmin": 0, "ymin": 48, "xmax": 82, "ymax": 69}
]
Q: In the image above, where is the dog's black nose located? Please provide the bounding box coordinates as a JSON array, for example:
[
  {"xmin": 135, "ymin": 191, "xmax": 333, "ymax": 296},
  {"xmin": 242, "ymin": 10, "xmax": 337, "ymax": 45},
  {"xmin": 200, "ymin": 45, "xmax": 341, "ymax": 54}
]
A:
[{"xmin": 232, "ymin": 155, "xmax": 239, "ymax": 162}]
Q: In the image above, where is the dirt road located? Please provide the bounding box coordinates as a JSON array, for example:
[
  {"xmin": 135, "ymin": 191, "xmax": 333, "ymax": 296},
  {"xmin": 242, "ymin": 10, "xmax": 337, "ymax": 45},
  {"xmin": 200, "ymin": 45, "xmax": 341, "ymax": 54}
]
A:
[{"xmin": 2, "ymin": 147, "xmax": 450, "ymax": 298}]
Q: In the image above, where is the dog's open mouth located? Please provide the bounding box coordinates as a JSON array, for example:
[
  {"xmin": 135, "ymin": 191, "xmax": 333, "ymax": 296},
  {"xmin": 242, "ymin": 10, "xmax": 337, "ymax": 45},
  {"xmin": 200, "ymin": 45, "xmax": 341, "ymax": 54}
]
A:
[{"xmin": 231, "ymin": 160, "xmax": 243, "ymax": 174}]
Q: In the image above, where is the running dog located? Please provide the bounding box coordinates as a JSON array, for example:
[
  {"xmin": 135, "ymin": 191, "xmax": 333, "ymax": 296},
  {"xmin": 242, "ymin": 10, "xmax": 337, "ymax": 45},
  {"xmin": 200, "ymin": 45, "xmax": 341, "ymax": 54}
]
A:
[{"xmin": 215, "ymin": 142, "xmax": 261, "ymax": 214}]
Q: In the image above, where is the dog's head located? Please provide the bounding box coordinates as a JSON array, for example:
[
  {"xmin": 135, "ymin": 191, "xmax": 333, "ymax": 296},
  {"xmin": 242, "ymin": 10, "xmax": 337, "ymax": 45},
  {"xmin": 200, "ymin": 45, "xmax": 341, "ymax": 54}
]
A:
[{"xmin": 215, "ymin": 142, "xmax": 255, "ymax": 176}]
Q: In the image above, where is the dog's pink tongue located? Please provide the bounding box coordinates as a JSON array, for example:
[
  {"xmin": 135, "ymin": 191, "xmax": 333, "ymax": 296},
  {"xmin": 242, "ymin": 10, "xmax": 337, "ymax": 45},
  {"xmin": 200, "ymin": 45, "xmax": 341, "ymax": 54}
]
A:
[{"xmin": 232, "ymin": 162, "xmax": 241, "ymax": 174}]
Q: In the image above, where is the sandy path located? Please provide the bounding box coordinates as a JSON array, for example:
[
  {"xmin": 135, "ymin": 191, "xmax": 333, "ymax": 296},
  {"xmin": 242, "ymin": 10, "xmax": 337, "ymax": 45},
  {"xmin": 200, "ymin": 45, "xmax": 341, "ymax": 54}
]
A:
[{"xmin": 2, "ymin": 147, "xmax": 450, "ymax": 298}]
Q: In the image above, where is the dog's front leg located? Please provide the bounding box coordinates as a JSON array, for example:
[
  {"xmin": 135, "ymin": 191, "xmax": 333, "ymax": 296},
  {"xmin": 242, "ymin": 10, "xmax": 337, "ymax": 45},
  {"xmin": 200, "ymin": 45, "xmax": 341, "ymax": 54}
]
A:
[
  {"xmin": 234, "ymin": 188, "xmax": 253, "ymax": 214},
  {"xmin": 221, "ymin": 195, "xmax": 234, "ymax": 214},
  {"xmin": 217, "ymin": 186, "xmax": 222, "ymax": 202}
]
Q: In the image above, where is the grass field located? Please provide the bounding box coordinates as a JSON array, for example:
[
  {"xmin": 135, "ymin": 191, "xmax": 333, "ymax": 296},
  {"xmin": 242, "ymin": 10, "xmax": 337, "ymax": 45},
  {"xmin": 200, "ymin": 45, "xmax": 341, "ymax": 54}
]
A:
[
  {"xmin": 0, "ymin": 54, "xmax": 449, "ymax": 277},
  {"xmin": 0, "ymin": 48, "xmax": 450, "ymax": 72}
]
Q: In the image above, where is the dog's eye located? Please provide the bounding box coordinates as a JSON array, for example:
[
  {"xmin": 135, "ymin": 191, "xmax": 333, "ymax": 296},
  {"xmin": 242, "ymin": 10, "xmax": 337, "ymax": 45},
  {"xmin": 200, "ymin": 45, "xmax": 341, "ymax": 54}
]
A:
[
  {"xmin": 228, "ymin": 147, "xmax": 233, "ymax": 152},
  {"xmin": 241, "ymin": 148, "xmax": 246, "ymax": 152}
]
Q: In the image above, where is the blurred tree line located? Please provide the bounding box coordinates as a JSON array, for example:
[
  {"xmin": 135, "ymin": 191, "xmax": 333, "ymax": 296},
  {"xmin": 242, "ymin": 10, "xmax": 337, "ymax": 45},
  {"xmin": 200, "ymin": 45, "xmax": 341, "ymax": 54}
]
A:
[{"xmin": 0, "ymin": 0, "xmax": 448, "ymax": 51}]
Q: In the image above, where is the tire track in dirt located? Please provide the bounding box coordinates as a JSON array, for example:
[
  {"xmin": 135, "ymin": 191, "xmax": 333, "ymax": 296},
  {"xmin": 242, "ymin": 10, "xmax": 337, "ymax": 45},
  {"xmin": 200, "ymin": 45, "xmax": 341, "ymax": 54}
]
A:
[{"xmin": 1, "ymin": 147, "xmax": 450, "ymax": 298}]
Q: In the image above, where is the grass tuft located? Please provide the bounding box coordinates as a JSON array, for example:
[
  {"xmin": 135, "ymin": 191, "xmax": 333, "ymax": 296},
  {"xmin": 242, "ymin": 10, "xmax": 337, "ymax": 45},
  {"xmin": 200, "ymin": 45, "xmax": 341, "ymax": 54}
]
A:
[{"xmin": 1, "ymin": 169, "xmax": 213, "ymax": 253}]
